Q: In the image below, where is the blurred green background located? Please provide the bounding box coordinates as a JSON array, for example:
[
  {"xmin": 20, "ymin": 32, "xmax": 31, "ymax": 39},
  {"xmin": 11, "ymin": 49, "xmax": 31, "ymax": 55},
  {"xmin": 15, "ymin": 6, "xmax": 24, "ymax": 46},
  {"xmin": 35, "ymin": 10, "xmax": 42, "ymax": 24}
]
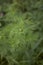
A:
[{"xmin": 0, "ymin": 0, "xmax": 43, "ymax": 65}]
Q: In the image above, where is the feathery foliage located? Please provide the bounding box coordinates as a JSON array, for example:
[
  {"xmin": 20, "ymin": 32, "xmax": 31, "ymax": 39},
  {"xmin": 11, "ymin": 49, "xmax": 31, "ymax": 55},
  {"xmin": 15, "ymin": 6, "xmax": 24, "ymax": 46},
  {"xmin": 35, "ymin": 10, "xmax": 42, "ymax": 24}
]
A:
[{"xmin": 0, "ymin": 0, "xmax": 43, "ymax": 65}]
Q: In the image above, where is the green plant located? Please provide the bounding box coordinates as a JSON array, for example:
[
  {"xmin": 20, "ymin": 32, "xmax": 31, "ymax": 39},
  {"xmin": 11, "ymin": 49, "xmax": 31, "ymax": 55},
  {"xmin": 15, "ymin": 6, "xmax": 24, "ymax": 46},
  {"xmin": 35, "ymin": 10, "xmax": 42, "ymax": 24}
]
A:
[{"xmin": 0, "ymin": 0, "xmax": 43, "ymax": 65}]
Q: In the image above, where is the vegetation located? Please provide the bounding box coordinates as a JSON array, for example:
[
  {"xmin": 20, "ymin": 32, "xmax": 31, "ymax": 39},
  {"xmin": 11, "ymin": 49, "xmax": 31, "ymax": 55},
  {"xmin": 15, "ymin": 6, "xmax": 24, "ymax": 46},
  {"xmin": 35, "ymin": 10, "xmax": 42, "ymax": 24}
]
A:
[{"xmin": 0, "ymin": 0, "xmax": 43, "ymax": 65}]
